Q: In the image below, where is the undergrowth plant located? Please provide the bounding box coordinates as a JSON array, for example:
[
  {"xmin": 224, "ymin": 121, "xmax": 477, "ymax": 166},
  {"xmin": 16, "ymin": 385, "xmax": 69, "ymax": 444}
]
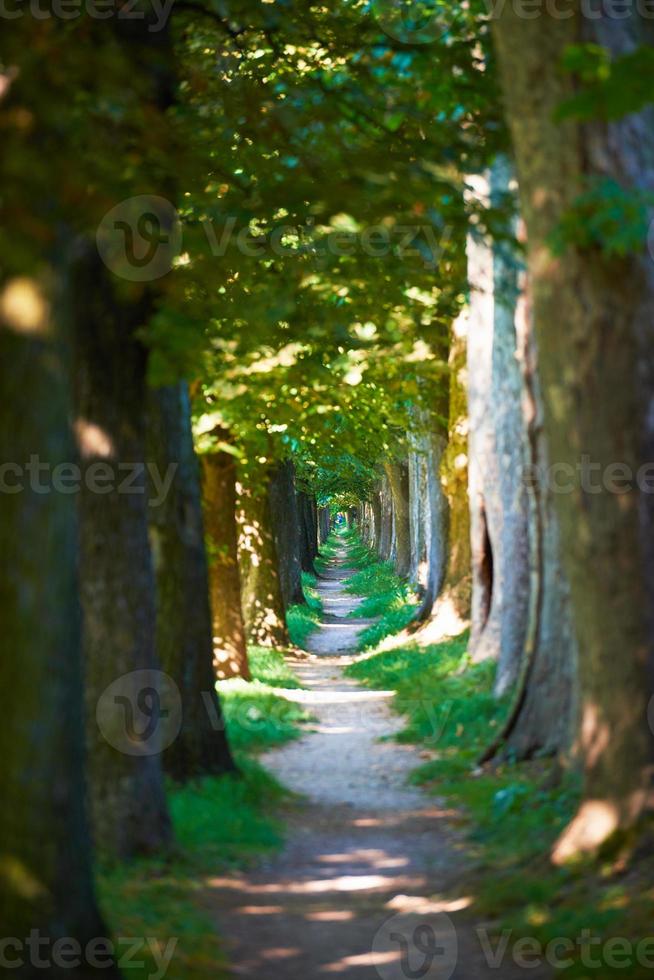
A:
[
  {"xmin": 286, "ymin": 571, "xmax": 323, "ymax": 648},
  {"xmin": 336, "ymin": 530, "xmax": 419, "ymax": 650},
  {"xmin": 346, "ymin": 631, "xmax": 654, "ymax": 979},
  {"xmin": 219, "ymin": 646, "xmax": 311, "ymax": 751},
  {"xmin": 100, "ymin": 648, "xmax": 307, "ymax": 979},
  {"xmin": 99, "ymin": 761, "xmax": 287, "ymax": 980}
]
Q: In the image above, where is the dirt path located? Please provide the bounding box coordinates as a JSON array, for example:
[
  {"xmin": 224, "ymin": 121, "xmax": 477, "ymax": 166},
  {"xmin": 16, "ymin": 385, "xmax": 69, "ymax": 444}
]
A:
[{"xmin": 207, "ymin": 545, "xmax": 548, "ymax": 979}]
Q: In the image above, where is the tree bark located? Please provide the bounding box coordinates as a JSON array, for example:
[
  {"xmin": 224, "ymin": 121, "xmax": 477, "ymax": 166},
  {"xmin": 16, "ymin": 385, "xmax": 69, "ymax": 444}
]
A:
[
  {"xmin": 385, "ymin": 460, "xmax": 411, "ymax": 578},
  {"xmin": 297, "ymin": 490, "xmax": 318, "ymax": 574},
  {"xmin": 466, "ymin": 165, "xmax": 531, "ymax": 696},
  {"xmin": 268, "ymin": 459, "xmax": 305, "ymax": 607},
  {"xmin": 441, "ymin": 315, "xmax": 472, "ymax": 615},
  {"xmin": 318, "ymin": 506, "xmax": 331, "ymax": 547},
  {"xmin": 0, "ymin": 274, "xmax": 120, "ymax": 974},
  {"xmin": 148, "ymin": 385, "xmax": 236, "ymax": 777},
  {"xmin": 493, "ymin": 11, "xmax": 654, "ymax": 857},
  {"xmin": 370, "ymin": 492, "xmax": 382, "ymax": 553},
  {"xmin": 408, "ymin": 444, "xmax": 428, "ymax": 590},
  {"xmin": 202, "ymin": 446, "xmax": 250, "ymax": 680},
  {"xmin": 498, "ymin": 291, "xmax": 579, "ymax": 761},
  {"xmin": 410, "ymin": 333, "xmax": 453, "ymax": 624},
  {"xmin": 73, "ymin": 252, "xmax": 171, "ymax": 861},
  {"xmin": 378, "ymin": 475, "xmax": 394, "ymax": 561},
  {"xmin": 238, "ymin": 477, "xmax": 289, "ymax": 647},
  {"xmin": 479, "ymin": 262, "xmax": 579, "ymax": 766},
  {"xmin": 416, "ymin": 432, "xmax": 450, "ymax": 621}
]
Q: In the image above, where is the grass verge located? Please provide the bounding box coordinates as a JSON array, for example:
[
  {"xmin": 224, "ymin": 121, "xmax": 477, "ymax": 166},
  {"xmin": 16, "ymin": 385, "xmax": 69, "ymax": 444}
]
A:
[
  {"xmin": 100, "ymin": 648, "xmax": 307, "ymax": 978},
  {"xmin": 286, "ymin": 571, "xmax": 323, "ymax": 649},
  {"xmin": 336, "ymin": 529, "xmax": 419, "ymax": 650},
  {"xmin": 219, "ymin": 645, "xmax": 311, "ymax": 752},
  {"xmin": 99, "ymin": 761, "xmax": 286, "ymax": 980},
  {"xmin": 346, "ymin": 630, "xmax": 654, "ymax": 979}
]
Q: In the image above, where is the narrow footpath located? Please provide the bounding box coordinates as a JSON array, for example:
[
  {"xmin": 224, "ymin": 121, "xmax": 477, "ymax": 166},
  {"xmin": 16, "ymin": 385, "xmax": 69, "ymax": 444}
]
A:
[{"xmin": 207, "ymin": 542, "xmax": 548, "ymax": 979}]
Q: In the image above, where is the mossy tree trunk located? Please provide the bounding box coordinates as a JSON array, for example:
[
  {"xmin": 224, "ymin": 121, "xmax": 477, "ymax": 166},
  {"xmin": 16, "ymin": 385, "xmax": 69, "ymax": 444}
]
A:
[
  {"xmin": 148, "ymin": 385, "xmax": 236, "ymax": 777},
  {"xmin": 466, "ymin": 165, "xmax": 531, "ymax": 696},
  {"xmin": 73, "ymin": 252, "xmax": 171, "ymax": 860},
  {"xmin": 493, "ymin": 11, "xmax": 654, "ymax": 857},
  {"xmin": 203, "ymin": 445, "xmax": 250, "ymax": 680},
  {"xmin": 268, "ymin": 459, "xmax": 305, "ymax": 607},
  {"xmin": 491, "ymin": 295, "xmax": 578, "ymax": 763},
  {"xmin": 385, "ymin": 460, "xmax": 411, "ymax": 578},
  {"xmin": 378, "ymin": 475, "xmax": 394, "ymax": 561},
  {"xmin": 408, "ymin": 441, "xmax": 428, "ymax": 591},
  {"xmin": 441, "ymin": 317, "xmax": 472, "ymax": 616},
  {"xmin": 238, "ymin": 477, "xmax": 289, "ymax": 647},
  {"xmin": 297, "ymin": 489, "xmax": 318, "ymax": 574},
  {"xmin": 318, "ymin": 506, "xmax": 331, "ymax": 547},
  {"xmin": 370, "ymin": 492, "xmax": 383, "ymax": 553},
  {"xmin": 415, "ymin": 431, "xmax": 450, "ymax": 622},
  {"xmin": 0, "ymin": 274, "xmax": 120, "ymax": 974}
]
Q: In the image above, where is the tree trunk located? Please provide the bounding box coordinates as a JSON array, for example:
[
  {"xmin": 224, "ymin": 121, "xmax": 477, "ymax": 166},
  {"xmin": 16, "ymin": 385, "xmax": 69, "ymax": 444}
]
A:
[
  {"xmin": 385, "ymin": 460, "xmax": 411, "ymax": 578},
  {"xmin": 268, "ymin": 459, "xmax": 305, "ymax": 607},
  {"xmin": 497, "ymin": 293, "xmax": 579, "ymax": 762},
  {"xmin": 493, "ymin": 12, "xmax": 654, "ymax": 857},
  {"xmin": 297, "ymin": 490, "xmax": 318, "ymax": 574},
  {"xmin": 411, "ymin": 332, "xmax": 452, "ymax": 624},
  {"xmin": 441, "ymin": 314, "xmax": 472, "ymax": 615},
  {"xmin": 73, "ymin": 252, "xmax": 171, "ymax": 860},
  {"xmin": 318, "ymin": 506, "xmax": 331, "ymax": 547},
  {"xmin": 370, "ymin": 493, "xmax": 382, "ymax": 553},
  {"xmin": 416, "ymin": 432, "xmax": 450, "ymax": 621},
  {"xmin": 466, "ymin": 164, "xmax": 531, "ymax": 696},
  {"xmin": 238, "ymin": 478, "xmax": 289, "ymax": 647},
  {"xmin": 148, "ymin": 385, "xmax": 236, "ymax": 778},
  {"xmin": 378, "ymin": 475, "xmax": 394, "ymax": 561},
  {"xmin": 203, "ymin": 446, "xmax": 250, "ymax": 680},
  {"xmin": 0, "ymin": 274, "xmax": 120, "ymax": 974},
  {"xmin": 408, "ymin": 444, "xmax": 428, "ymax": 590}
]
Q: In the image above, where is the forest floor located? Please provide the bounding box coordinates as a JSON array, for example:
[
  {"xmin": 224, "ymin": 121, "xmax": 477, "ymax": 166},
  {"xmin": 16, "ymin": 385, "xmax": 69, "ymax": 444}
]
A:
[{"xmin": 206, "ymin": 542, "xmax": 548, "ymax": 979}]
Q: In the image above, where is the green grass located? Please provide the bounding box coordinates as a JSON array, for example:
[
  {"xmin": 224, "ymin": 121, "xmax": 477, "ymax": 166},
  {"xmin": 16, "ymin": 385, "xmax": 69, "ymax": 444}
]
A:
[
  {"xmin": 99, "ymin": 761, "xmax": 288, "ymax": 980},
  {"xmin": 330, "ymin": 531, "xmax": 419, "ymax": 650},
  {"xmin": 314, "ymin": 524, "xmax": 360, "ymax": 574},
  {"xmin": 218, "ymin": 681, "xmax": 311, "ymax": 751},
  {"xmin": 99, "ymin": 647, "xmax": 309, "ymax": 979},
  {"xmin": 346, "ymin": 629, "xmax": 654, "ymax": 978},
  {"xmin": 302, "ymin": 571, "xmax": 323, "ymax": 614},
  {"xmin": 345, "ymin": 630, "xmax": 501, "ymax": 752},
  {"xmin": 247, "ymin": 645, "xmax": 303, "ymax": 688},
  {"xmin": 286, "ymin": 572, "xmax": 323, "ymax": 649},
  {"xmin": 219, "ymin": 645, "xmax": 311, "ymax": 751}
]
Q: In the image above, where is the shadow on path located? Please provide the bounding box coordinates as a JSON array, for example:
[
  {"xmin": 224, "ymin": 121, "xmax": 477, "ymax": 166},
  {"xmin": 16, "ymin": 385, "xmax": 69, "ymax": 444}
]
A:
[{"xmin": 206, "ymin": 542, "xmax": 549, "ymax": 979}]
